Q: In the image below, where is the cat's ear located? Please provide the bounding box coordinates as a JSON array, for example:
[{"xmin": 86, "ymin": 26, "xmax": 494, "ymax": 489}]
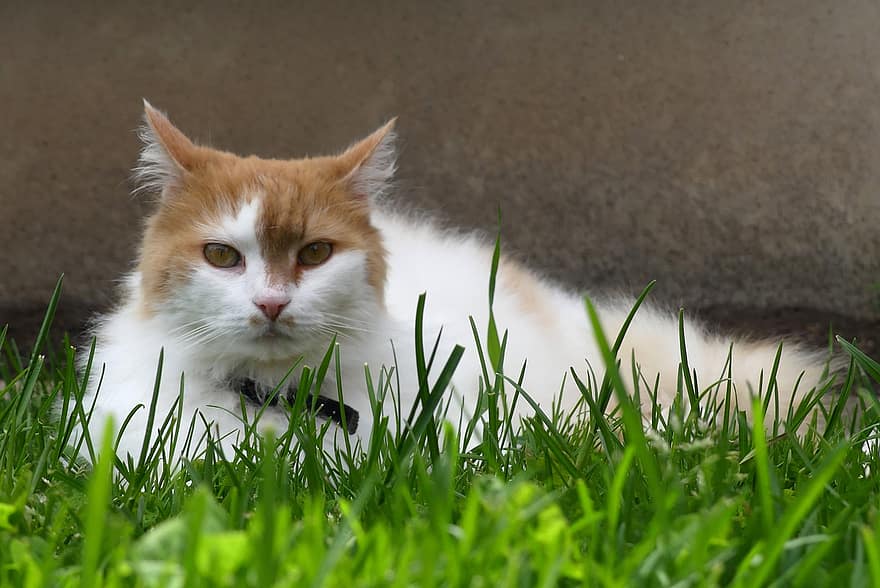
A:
[
  {"xmin": 134, "ymin": 100, "xmax": 200, "ymax": 196},
  {"xmin": 334, "ymin": 119, "xmax": 397, "ymax": 201}
]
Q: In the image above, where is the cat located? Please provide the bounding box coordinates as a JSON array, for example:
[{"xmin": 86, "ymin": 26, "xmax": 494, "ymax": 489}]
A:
[{"xmin": 74, "ymin": 101, "xmax": 834, "ymax": 464}]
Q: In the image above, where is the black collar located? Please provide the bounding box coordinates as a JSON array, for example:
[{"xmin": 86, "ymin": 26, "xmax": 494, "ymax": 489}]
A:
[{"xmin": 229, "ymin": 377, "xmax": 359, "ymax": 435}]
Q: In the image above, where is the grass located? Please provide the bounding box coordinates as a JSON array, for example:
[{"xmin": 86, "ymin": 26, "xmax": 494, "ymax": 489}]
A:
[{"xmin": 2, "ymin": 275, "xmax": 880, "ymax": 587}]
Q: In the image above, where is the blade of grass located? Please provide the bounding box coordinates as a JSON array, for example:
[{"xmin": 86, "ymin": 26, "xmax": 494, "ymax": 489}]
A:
[
  {"xmin": 486, "ymin": 209, "xmax": 502, "ymax": 372},
  {"xmin": 732, "ymin": 442, "xmax": 847, "ymax": 586},
  {"xmin": 837, "ymin": 336, "xmax": 880, "ymax": 384},
  {"xmin": 27, "ymin": 275, "xmax": 64, "ymax": 368},
  {"xmin": 81, "ymin": 417, "xmax": 115, "ymax": 587},
  {"xmin": 751, "ymin": 398, "xmax": 776, "ymax": 536},
  {"xmin": 584, "ymin": 296, "xmax": 663, "ymax": 505}
]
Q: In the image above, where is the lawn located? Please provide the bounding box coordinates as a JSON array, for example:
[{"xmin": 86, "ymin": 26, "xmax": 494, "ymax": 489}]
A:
[{"xmin": 2, "ymin": 277, "xmax": 880, "ymax": 587}]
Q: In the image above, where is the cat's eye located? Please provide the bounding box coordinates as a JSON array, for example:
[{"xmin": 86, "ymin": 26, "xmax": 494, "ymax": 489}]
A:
[
  {"xmin": 203, "ymin": 243, "xmax": 242, "ymax": 268},
  {"xmin": 298, "ymin": 242, "xmax": 333, "ymax": 266}
]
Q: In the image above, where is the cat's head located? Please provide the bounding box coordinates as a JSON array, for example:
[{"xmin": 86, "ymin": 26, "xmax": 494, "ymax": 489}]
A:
[{"xmin": 133, "ymin": 101, "xmax": 395, "ymax": 361}]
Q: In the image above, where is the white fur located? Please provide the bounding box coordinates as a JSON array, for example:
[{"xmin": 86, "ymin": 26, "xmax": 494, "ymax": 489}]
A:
[
  {"xmin": 76, "ymin": 204, "xmax": 832, "ymax": 465},
  {"xmin": 76, "ymin": 190, "xmax": 389, "ymax": 461},
  {"xmin": 75, "ymin": 133, "xmax": 834, "ymax": 465},
  {"xmin": 374, "ymin": 212, "xmax": 831, "ymax": 426}
]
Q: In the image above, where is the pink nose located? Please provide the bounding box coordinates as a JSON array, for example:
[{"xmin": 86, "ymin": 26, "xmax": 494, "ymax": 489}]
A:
[{"xmin": 253, "ymin": 294, "xmax": 291, "ymax": 321}]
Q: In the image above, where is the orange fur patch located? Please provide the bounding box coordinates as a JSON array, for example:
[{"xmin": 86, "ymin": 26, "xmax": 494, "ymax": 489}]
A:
[
  {"xmin": 499, "ymin": 258, "xmax": 557, "ymax": 325},
  {"xmin": 136, "ymin": 108, "xmax": 390, "ymax": 312}
]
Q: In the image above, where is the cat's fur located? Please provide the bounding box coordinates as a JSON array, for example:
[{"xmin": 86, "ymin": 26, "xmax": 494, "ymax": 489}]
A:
[{"xmin": 76, "ymin": 102, "xmax": 833, "ymax": 462}]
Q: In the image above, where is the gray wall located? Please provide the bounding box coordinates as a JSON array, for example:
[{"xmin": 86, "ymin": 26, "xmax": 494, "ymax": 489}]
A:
[{"xmin": 2, "ymin": 1, "xmax": 879, "ymax": 348}]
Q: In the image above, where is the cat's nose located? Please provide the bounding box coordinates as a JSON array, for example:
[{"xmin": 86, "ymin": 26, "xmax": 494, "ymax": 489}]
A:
[{"xmin": 253, "ymin": 294, "xmax": 291, "ymax": 322}]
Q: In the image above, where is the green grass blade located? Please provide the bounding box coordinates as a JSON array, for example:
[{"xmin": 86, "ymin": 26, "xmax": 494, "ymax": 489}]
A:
[
  {"xmin": 677, "ymin": 309, "xmax": 699, "ymax": 421},
  {"xmin": 27, "ymin": 275, "xmax": 64, "ymax": 368},
  {"xmin": 837, "ymin": 336, "xmax": 880, "ymax": 384},
  {"xmin": 137, "ymin": 348, "xmax": 165, "ymax": 473},
  {"xmin": 733, "ymin": 442, "xmax": 847, "ymax": 586},
  {"xmin": 487, "ymin": 211, "xmax": 502, "ymax": 372},
  {"xmin": 81, "ymin": 418, "xmax": 116, "ymax": 587},
  {"xmin": 584, "ymin": 296, "xmax": 664, "ymax": 504},
  {"xmin": 751, "ymin": 398, "xmax": 776, "ymax": 536}
]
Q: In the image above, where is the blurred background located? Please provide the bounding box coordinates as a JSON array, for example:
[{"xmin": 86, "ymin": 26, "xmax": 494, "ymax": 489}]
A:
[{"xmin": 2, "ymin": 1, "xmax": 879, "ymax": 352}]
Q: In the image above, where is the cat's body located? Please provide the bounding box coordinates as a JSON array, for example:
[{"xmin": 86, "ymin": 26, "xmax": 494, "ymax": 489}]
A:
[{"xmin": 76, "ymin": 103, "xmax": 831, "ymax": 462}]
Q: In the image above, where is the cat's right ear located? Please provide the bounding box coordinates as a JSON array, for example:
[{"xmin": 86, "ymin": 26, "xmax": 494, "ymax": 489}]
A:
[
  {"xmin": 333, "ymin": 119, "xmax": 398, "ymax": 202},
  {"xmin": 134, "ymin": 100, "xmax": 200, "ymax": 196}
]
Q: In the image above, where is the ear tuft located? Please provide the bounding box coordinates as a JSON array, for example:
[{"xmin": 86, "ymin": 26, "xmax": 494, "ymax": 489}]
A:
[
  {"xmin": 339, "ymin": 118, "xmax": 398, "ymax": 201},
  {"xmin": 133, "ymin": 101, "xmax": 198, "ymax": 197}
]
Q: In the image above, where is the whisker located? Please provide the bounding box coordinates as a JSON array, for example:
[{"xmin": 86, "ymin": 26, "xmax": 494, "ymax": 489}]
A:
[
  {"xmin": 321, "ymin": 312, "xmax": 374, "ymax": 326},
  {"xmin": 296, "ymin": 324, "xmax": 369, "ymax": 339},
  {"xmin": 316, "ymin": 322, "xmax": 372, "ymax": 334},
  {"xmin": 298, "ymin": 324, "xmax": 356, "ymax": 342},
  {"xmin": 168, "ymin": 318, "xmax": 211, "ymax": 333},
  {"xmin": 295, "ymin": 317, "xmax": 374, "ymax": 333},
  {"xmin": 175, "ymin": 324, "xmax": 217, "ymax": 344},
  {"xmin": 181, "ymin": 329, "xmax": 229, "ymax": 351}
]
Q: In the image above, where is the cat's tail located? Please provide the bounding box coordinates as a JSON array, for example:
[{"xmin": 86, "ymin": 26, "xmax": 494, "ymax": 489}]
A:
[{"xmin": 603, "ymin": 304, "xmax": 840, "ymax": 428}]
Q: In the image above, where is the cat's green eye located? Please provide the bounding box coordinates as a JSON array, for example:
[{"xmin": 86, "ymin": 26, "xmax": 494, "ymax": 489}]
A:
[
  {"xmin": 298, "ymin": 242, "xmax": 333, "ymax": 266},
  {"xmin": 203, "ymin": 243, "xmax": 242, "ymax": 268}
]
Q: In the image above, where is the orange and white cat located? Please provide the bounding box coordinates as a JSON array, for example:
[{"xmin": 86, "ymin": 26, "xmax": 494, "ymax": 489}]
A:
[{"xmin": 77, "ymin": 101, "xmax": 831, "ymax": 462}]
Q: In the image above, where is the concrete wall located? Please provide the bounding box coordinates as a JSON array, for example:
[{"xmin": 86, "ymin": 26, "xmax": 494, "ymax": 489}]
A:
[{"xmin": 2, "ymin": 1, "xmax": 879, "ymax": 347}]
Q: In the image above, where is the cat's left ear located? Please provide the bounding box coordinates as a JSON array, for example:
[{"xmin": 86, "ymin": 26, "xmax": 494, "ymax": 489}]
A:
[
  {"xmin": 334, "ymin": 119, "xmax": 397, "ymax": 201},
  {"xmin": 134, "ymin": 100, "xmax": 202, "ymax": 196}
]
